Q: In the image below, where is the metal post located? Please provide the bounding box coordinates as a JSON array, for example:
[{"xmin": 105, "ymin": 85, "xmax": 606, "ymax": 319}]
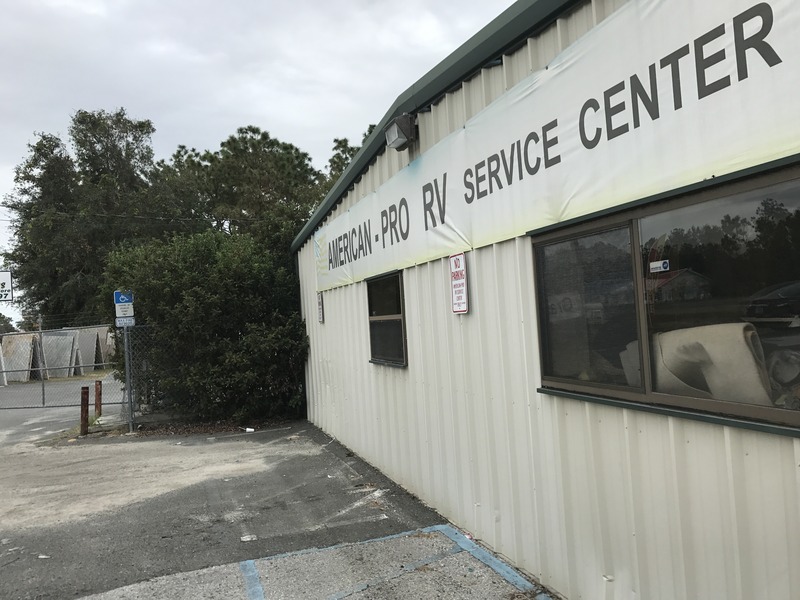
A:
[
  {"xmin": 123, "ymin": 325, "xmax": 134, "ymax": 433},
  {"xmin": 80, "ymin": 386, "xmax": 89, "ymax": 436},
  {"xmin": 38, "ymin": 318, "xmax": 45, "ymax": 407},
  {"xmin": 95, "ymin": 379, "xmax": 102, "ymax": 417}
]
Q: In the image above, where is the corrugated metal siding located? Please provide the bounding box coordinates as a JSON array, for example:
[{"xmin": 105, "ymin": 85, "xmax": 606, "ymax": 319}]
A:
[
  {"xmin": 297, "ymin": 0, "xmax": 800, "ymax": 598},
  {"xmin": 301, "ymin": 237, "xmax": 800, "ymax": 600}
]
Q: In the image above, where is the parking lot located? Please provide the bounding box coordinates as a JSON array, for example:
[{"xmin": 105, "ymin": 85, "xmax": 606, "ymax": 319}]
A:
[{"xmin": 0, "ymin": 415, "xmax": 544, "ymax": 599}]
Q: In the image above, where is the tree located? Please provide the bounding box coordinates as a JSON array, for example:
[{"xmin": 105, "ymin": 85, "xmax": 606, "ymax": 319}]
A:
[
  {"xmin": 2, "ymin": 109, "xmax": 206, "ymax": 328},
  {"xmin": 3, "ymin": 132, "xmax": 83, "ymax": 326},
  {"xmin": 171, "ymin": 126, "xmax": 323, "ymax": 259},
  {"xmin": 103, "ymin": 231, "xmax": 308, "ymax": 420},
  {"xmin": 323, "ymin": 125, "xmax": 376, "ymax": 192},
  {"xmin": 326, "ymin": 137, "xmax": 360, "ymax": 186},
  {"xmin": 95, "ymin": 127, "xmax": 329, "ymax": 420},
  {"xmin": 0, "ymin": 314, "xmax": 16, "ymax": 334}
]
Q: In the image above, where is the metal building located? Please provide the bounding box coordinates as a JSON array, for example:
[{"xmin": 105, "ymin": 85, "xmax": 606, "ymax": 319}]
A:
[{"xmin": 292, "ymin": 1, "xmax": 800, "ymax": 598}]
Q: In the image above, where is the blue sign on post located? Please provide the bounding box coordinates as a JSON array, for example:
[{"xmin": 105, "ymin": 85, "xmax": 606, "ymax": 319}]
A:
[
  {"xmin": 114, "ymin": 290, "xmax": 134, "ymax": 304},
  {"xmin": 114, "ymin": 290, "xmax": 135, "ymax": 320}
]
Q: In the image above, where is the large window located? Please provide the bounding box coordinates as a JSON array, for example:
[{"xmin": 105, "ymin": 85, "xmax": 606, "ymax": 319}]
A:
[
  {"xmin": 367, "ymin": 272, "xmax": 407, "ymax": 366},
  {"xmin": 535, "ymin": 169, "xmax": 800, "ymax": 428}
]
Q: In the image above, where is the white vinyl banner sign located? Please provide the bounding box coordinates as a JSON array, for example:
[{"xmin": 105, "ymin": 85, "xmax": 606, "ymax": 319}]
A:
[{"xmin": 314, "ymin": 0, "xmax": 800, "ymax": 291}]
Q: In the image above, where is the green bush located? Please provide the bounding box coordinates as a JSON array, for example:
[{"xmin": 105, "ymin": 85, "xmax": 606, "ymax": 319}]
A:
[{"xmin": 103, "ymin": 230, "xmax": 308, "ymax": 420}]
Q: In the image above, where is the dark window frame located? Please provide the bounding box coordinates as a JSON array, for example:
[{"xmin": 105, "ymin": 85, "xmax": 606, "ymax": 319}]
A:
[
  {"xmin": 366, "ymin": 271, "xmax": 408, "ymax": 367},
  {"xmin": 531, "ymin": 162, "xmax": 800, "ymax": 431}
]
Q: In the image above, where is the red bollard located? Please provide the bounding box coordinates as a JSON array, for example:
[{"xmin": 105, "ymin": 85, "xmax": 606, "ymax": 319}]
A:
[
  {"xmin": 95, "ymin": 380, "xmax": 102, "ymax": 417},
  {"xmin": 80, "ymin": 386, "xmax": 89, "ymax": 436}
]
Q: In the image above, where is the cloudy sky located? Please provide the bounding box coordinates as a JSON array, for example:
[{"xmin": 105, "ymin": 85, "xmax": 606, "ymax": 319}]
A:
[{"xmin": 0, "ymin": 0, "xmax": 516, "ymax": 322}]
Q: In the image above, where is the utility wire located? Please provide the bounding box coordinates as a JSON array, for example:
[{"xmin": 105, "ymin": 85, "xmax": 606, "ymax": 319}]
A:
[{"xmin": 0, "ymin": 211, "xmax": 284, "ymax": 223}]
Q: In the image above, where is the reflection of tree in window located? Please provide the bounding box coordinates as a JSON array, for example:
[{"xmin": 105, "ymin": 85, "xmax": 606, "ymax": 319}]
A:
[
  {"xmin": 644, "ymin": 198, "xmax": 800, "ymax": 321},
  {"xmin": 640, "ymin": 181, "xmax": 800, "ymax": 409}
]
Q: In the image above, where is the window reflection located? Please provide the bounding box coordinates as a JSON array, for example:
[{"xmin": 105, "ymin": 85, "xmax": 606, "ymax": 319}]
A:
[
  {"xmin": 538, "ymin": 227, "xmax": 639, "ymax": 387},
  {"xmin": 640, "ymin": 180, "xmax": 800, "ymax": 409}
]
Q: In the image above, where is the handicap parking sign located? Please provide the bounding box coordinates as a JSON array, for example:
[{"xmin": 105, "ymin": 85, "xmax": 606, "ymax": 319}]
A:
[{"xmin": 114, "ymin": 290, "xmax": 134, "ymax": 304}]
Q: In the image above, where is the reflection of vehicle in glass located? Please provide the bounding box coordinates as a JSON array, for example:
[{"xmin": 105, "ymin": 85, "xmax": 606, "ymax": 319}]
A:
[{"xmin": 744, "ymin": 281, "xmax": 800, "ymax": 328}]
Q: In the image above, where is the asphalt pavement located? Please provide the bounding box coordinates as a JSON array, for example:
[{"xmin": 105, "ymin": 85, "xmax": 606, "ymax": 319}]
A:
[
  {"xmin": 0, "ymin": 414, "xmax": 551, "ymax": 599},
  {"xmin": 0, "ymin": 405, "xmax": 81, "ymax": 446}
]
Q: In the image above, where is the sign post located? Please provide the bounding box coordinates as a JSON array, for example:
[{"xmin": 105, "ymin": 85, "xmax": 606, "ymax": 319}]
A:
[{"xmin": 114, "ymin": 291, "xmax": 135, "ymax": 433}]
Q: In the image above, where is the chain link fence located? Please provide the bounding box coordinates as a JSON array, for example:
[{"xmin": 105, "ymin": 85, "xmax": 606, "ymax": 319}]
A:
[
  {"xmin": 0, "ymin": 326, "xmax": 125, "ymax": 409},
  {"xmin": 115, "ymin": 325, "xmax": 166, "ymax": 417}
]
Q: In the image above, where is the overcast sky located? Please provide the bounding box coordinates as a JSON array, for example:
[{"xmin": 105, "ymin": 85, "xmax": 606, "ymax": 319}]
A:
[{"xmin": 0, "ymin": 0, "xmax": 516, "ymax": 323}]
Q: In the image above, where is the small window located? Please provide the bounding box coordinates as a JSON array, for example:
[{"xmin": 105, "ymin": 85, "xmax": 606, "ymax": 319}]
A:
[
  {"xmin": 537, "ymin": 227, "xmax": 640, "ymax": 388},
  {"xmin": 367, "ymin": 272, "xmax": 407, "ymax": 366}
]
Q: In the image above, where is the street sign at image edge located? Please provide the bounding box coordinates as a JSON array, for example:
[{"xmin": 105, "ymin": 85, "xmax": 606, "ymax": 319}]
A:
[{"xmin": 0, "ymin": 271, "xmax": 13, "ymax": 302}]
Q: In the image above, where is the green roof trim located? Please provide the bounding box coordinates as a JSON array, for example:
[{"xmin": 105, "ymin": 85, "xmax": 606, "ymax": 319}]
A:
[{"xmin": 291, "ymin": 0, "xmax": 581, "ymax": 253}]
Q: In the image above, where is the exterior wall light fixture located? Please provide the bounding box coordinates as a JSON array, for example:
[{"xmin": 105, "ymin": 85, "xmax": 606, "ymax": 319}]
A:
[{"xmin": 384, "ymin": 113, "xmax": 416, "ymax": 151}]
